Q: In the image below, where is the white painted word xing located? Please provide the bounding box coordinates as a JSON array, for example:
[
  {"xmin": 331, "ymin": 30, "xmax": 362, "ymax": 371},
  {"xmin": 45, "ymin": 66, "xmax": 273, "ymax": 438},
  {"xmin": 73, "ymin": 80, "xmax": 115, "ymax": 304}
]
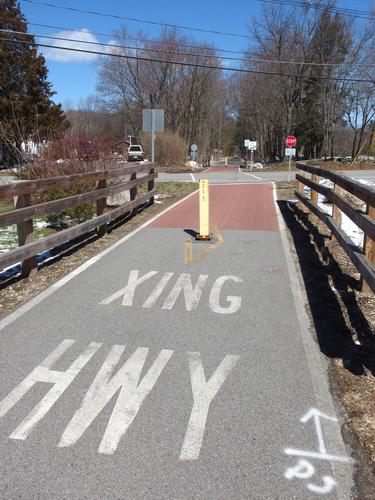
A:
[
  {"xmin": 100, "ymin": 270, "xmax": 244, "ymax": 314},
  {"xmin": 0, "ymin": 339, "xmax": 239, "ymax": 459}
]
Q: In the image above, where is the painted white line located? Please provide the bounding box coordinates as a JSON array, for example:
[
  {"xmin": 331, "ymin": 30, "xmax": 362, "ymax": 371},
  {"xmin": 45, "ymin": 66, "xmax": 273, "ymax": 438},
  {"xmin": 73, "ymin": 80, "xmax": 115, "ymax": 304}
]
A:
[
  {"xmin": 284, "ymin": 449, "xmax": 354, "ymax": 464},
  {"xmin": 0, "ymin": 189, "xmax": 199, "ymax": 332},
  {"xmin": 241, "ymin": 171, "xmax": 262, "ymax": 180},
  {"xmin": 272, "ymin": 183, "xmax": 354, "ymax": 497},
  {"xmin": 190, "ymin": 173, "xmax": 196, "ymax": 182}
]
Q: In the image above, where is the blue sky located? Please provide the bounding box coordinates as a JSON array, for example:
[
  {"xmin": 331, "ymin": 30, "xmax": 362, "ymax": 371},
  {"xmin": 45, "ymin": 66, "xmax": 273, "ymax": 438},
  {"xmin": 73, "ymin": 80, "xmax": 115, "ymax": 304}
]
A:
[{"xmin": 19, "ymin": 0, "xmax": 375, "ymax": 107}]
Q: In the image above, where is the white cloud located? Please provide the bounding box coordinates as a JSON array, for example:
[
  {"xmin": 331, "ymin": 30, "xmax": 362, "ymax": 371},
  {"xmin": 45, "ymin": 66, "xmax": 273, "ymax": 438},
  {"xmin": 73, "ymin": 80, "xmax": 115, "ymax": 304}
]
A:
[{"xmin": 42, "ymin": 29, "xmax": 100, "ymax": 63}]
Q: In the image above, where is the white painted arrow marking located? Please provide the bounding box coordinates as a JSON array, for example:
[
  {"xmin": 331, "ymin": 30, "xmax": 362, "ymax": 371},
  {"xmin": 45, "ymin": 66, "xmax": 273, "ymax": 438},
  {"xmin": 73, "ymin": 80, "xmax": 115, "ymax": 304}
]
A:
[{"xmin": 300, "ymin": 408, "xmax": 337, "ymax": 454}]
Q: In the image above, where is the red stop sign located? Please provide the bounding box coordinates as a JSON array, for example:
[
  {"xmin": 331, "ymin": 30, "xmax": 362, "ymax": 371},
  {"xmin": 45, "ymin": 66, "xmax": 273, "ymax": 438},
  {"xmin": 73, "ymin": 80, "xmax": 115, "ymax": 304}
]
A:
[{"xmin": 285, "ymin": 136, "xmax": 297, "ymax": 147}]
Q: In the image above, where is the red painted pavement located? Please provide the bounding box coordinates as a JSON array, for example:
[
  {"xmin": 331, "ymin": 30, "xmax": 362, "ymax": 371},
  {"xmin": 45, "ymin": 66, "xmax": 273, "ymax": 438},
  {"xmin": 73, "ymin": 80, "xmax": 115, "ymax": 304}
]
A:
[{"xmin": 151, "ymin": 183, "xmax": 278, "ymax": 231}]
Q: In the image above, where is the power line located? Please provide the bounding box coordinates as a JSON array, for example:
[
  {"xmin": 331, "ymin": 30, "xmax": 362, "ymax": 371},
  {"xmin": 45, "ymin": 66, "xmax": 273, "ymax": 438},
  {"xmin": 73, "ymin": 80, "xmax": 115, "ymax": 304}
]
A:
[
  {"xmin": 21, "ymin": 0, "xmax": 252, "ymax": 39},
  {"xmin": 0, "ymin": 16, "xmax": 251, "ymax": 55},
  {"xmin": 0, "ymin": 29, "xmax": 244, "ymax": 63},
  {"xmin": 1, "ymin": 28, "xmax": 371, "ymax": 69},
  {"xmin": 1, "ymin": 35, "xmax": 374, "ymax": 83},
  {"xmin": 23, "ymin": 22, "xmax": 248, "ymax": 56},
  {"xmin": 259, "ymin": 0, "xmax": 375, "ymax": 21}
]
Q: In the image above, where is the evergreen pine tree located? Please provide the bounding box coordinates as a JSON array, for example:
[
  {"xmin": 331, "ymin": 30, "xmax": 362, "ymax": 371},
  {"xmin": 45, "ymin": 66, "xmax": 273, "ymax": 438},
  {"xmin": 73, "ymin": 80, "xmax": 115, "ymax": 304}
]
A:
[{"xmin": 0, "ymin": 0, "xmax": 67, "ymax": 164}]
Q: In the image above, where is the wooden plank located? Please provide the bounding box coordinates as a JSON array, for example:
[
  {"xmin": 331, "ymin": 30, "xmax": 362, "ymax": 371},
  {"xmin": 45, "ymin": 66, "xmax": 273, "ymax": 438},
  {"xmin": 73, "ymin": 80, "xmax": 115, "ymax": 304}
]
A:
[
  {"xmin": 295, "ymin": 191, "xmax": 375, "ymax": 294},
  {"xmin": 15, "ymin": 194, "xmax": 36, "ymax": 277},
  {"xmin": 96, "ymin": 179, "xmax": 107, "ymax": 237},
  {"xmin": 0, "ymin": 189, "xmax": 157, "ymax": 272},
  {"xmin": 0, "ymin": 163, "xmax": 156, "ymax": 198},
  {"xmin": 296, "ymin": 174, "xmax": 375, "ymax": 242},
  {"xmin": 0, "ymin": 172, "xmax": 157, "ymax": 227},
  {"xmin": 362, "ymin": 204, "xmax": 375, "ymax": 293},
  {"xmin": 296, "ymin": 162, "xmax": 375, "ymax": 206}
]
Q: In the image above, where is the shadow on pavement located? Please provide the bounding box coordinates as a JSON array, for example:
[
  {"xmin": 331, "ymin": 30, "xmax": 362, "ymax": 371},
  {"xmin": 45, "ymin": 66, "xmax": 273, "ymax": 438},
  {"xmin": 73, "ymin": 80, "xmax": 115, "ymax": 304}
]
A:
[{"xmin": 277, "ymin": 200, "xmax": 375, "ymax": 377}]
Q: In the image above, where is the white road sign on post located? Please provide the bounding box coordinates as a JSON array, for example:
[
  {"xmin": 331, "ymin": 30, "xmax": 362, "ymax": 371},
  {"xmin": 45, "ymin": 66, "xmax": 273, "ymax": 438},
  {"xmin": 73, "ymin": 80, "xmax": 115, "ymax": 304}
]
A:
[
  {"xmin": 285, "ymin": 148, "xmax": 296, "ymax": 156},
  {"xmin": 191, "ymin": 144, "xmax": 198, "ymax": 160},
  {"xmin": 143, "ymin": 109, "xmax": 165, "ymax": 163}
]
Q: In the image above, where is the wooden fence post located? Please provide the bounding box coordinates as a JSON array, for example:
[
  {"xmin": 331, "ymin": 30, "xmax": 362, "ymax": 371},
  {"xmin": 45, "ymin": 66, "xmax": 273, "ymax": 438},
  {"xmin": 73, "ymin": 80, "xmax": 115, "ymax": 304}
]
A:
[
  {"xmin": 130, "ymin": 172, "xmax": 138, "ymax": 216},
  {"xmin": 298, "ymin": 172, "xmax": 305, "ymax": 195},
  {"xmin": 311, "ymin": 174, "xmax": 319, "ymax": 204},
  {"xmin": 148, "ymin": 166, "xmax": 155, "ymax": 206},
  {"xmin": 332, "ymin": 184, "xmax": 343, "ymax": 227},
  {"xmin": 362, "ymin": 203, "xmax": 375, "ymax": 293},
  {"xmin": 96, "ymin": 179, "xmax": 107, "ymax": 237},
  {"xmin": 14, "ymin": 193, "xmax": 36, "ymax": 277}
]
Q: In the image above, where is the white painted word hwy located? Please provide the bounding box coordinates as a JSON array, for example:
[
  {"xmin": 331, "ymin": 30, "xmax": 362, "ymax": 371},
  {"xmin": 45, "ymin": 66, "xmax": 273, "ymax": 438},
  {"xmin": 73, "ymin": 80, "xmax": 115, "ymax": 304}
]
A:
[
  {"xmin": 0, "ymin": 340, "xmax": 239, "ymax": 458},
  {"xmin": 100, "ymin": 270, "xmax": 243, "ymax": 314}
]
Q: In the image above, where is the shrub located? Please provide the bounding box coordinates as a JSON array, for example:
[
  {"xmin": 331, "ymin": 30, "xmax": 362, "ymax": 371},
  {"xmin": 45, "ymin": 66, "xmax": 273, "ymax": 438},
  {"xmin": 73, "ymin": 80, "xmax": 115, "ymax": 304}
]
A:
[{"xmin": 140, "ymin": 131, "xmax": 187, "ymax": 171}]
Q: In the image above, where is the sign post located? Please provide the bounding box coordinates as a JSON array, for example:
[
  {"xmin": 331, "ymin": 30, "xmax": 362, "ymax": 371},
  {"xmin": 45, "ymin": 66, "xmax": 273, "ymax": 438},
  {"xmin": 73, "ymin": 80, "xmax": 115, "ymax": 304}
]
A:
[
  {"xmin": 244, "ymin": 139, "xmax": 250, "ymax": 166},
  {"xmin": 248, "ymin": 141, "xmax": 257, "ymax": 170},
  {"xmin": 196, "ymin": 179, "xmax": 211, "ymax": 240},
  {"xmin": 191, "ymin": 143, "xmax": 198, "ymax": 161},
  {"xmin": 143, "ymin": 109, "xmax": 165, "ymax": 163},
  {"xmin": 285, "ymin": 136, "xmax": 297, "ymax": 182}
]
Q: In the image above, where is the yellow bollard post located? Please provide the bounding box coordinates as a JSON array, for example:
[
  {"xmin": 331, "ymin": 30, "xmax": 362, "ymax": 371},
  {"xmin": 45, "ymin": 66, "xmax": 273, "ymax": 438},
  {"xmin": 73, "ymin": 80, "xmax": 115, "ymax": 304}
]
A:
[{"xmin": 196, "ymin": 179, "xmax": 211, "ymax": 240}]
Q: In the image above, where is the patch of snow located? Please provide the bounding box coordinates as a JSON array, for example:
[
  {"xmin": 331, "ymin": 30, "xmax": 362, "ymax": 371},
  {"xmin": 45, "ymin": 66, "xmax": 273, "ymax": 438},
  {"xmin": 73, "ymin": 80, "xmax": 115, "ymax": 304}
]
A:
[
  {"xmin": 34, "ymin": 220, "xmax": 48, "ymax": 229},
  {"xmin": 341, "ymin": 213, "xmax": 364, "ymax": 247},
  {"xmin": 185, "ymin": 160, "xmax": 198, "ymax": 169},
  {"xmin": 356, "ymin": 178, "xmax": 375, "ymax": 187}
]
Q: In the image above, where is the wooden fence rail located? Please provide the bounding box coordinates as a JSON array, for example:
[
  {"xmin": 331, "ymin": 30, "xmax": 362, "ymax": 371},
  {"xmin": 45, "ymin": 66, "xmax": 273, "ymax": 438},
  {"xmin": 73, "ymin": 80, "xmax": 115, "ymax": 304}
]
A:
[
  {"xmin": 0, "ymin": 163, "xmax": 157, "ymax": 276},
  {"xmin": 295, "ymin": 162, "xmax": 375, "ymax": 294}
]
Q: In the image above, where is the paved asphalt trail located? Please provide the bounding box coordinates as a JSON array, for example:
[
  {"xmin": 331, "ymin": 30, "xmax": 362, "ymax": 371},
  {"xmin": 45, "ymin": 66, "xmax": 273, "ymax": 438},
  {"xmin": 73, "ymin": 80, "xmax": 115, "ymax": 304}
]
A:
[
  {"xmin": 0, "ymin": 182, "xmax": 355, "ymax": 499},
  {"xmin": 156, "ymin": 165, "xmax": 375, "ymax": 184}
]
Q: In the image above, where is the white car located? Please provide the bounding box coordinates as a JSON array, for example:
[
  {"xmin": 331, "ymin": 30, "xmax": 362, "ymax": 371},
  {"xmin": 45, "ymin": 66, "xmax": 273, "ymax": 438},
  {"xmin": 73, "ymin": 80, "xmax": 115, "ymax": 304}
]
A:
[{"xmin": 127, "ymin": 145, "xmax": 144, "ymax": 162}]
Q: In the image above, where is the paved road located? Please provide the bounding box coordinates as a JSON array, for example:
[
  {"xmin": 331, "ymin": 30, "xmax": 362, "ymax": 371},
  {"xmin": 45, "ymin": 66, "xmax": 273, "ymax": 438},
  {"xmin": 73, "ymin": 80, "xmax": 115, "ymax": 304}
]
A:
[
  {"xmin": 157, "ymin": 165, "xmax": 375, "ymax": 185},
  {"xmin": 0, "ymin": 183, "xmax": 355, "ymax": 499}
]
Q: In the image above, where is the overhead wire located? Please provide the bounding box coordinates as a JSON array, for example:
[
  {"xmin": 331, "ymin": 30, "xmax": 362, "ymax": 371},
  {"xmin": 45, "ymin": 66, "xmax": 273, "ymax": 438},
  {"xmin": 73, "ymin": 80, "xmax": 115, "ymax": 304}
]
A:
[
  {"xmin": 0, "ymin": 17, "xmax": 246, "ymax": 55},
  {"xmin": 20, "ymin": 0, "xmax": 252, "ymax": 39},
  {"xmin": 1, "ymin": 28, "xmax": 372, "ymax": 69},
  {"xmin": 1, "ymin": 35, "xmax": 374, "ymax": 83},
  {"xmin": 259, "ymin": 0, "xmax": 375, "ymax": 21}
]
